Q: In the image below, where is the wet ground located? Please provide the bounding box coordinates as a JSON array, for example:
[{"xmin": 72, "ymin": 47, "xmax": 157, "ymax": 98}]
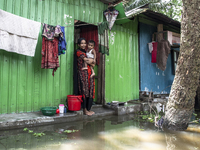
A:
[{"xmin": 0, "ymin": 112, "xmax": 200, "ymax": 150}]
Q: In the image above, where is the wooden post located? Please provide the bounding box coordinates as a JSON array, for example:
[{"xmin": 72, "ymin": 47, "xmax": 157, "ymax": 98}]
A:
[
  {"xmin": 157, "ymin": 24, "xmax": 163, "ymax": 42},
  {"xmin": 97, "ymin": 53, "xmax": 102, "ymax": 104},
  {"xmin": 102, "ymin": 54, "xmax": 105, "ymax": 105}
]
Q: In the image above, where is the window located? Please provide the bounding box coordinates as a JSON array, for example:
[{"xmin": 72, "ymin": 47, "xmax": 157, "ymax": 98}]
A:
[{"xmin": 172, "ymin": 49, "xmax": 179, "ymax": 75}]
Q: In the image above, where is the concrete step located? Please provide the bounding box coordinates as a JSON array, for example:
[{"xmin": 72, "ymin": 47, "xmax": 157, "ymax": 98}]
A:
[
  {"xmin": 0, "ymin": 101, "xmax": 166, "ymax": 130},
  {"xmin": 0, "ymin": 106, "xmax": 115, "ymax": 130}
]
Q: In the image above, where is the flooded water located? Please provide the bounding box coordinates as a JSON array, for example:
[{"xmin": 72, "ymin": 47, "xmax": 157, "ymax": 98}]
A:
[{"xmin": 0, "ymin": 113, "xmax": 200, "ymax": 150}]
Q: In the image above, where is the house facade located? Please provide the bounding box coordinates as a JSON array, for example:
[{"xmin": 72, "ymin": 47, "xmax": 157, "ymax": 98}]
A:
[
  {"xmin": 0, "ymin": 0, "xmax": 180, "ymax": 114},
  {"xmin": 138, "ymin": 11, "xmax": 180, "ymax": 94},
  {"xmin": 0, "ymin": 0, "xmax": 140, "ymax": 114}
]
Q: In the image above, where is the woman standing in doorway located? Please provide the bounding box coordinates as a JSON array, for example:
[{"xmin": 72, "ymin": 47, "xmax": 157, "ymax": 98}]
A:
[{"xmin": 75, "ymin": 38, "xmax": 95, "ymax": 116}]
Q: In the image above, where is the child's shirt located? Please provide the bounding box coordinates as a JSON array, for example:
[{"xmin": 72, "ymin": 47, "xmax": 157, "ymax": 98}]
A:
[{"xmin": 86, "ymin": 49, "xmax": 94, "ymax": 59}]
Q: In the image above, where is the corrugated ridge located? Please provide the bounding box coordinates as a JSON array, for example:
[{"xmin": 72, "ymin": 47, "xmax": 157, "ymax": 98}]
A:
[{"xmin": 105, "ymin": 19, "xmax": 139, "ymax": 103}]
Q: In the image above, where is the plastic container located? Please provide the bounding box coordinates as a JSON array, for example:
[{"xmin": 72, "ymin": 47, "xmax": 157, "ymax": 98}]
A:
[
  {"xmin": 40, "ymin": 107, "xmax": 57, "ymax": 116},
  {"xmin": 64, "ymin": 107, "xmax": 67, "ymax": 113},
  {"xmin": 59, "ymin": 104, "xmax": 64, "ymax": 113},
  {"xmin": 67, "ymin": 95, "xmax": 83, "ymax": 111}
]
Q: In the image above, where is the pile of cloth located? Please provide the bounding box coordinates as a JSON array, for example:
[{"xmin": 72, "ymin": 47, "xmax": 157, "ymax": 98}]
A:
[
  {"xmin": 148, "ymin": 39, "xmax": 171, "ymax": 71},
  {"xmin": 41, "ymin": 24, "xmax": 67, "ymax": 76},
  {"xmin": 0, "ymin": 9, "xmax": 67, "ymax": 76}
]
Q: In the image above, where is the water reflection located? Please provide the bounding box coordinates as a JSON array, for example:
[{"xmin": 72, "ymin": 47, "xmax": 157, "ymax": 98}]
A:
[{"xmin": 0, "ymin": 114, "xmax": 200, "ymax": 150}]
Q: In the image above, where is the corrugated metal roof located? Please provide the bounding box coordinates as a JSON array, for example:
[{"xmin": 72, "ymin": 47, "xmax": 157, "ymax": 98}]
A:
[
  {"xmin": 115, "ymin": 2, "xmax": 180, "ymax": 30},
  {"xmin": 139, "ymin": 10, "xmax": 180, "ymax": 29},
  {"xmin": 120, "ymin": 1, "xmax": 180, "ymax": 28}
]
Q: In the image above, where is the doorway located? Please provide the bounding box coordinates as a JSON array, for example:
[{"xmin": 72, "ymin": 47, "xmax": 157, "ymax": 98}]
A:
[{"xmin": 73, "ymin": 20, "xmax": 105, "ymax": 105}]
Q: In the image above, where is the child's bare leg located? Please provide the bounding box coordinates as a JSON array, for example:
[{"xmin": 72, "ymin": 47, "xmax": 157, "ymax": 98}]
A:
[
  {"xmin": 90, "ymin": 66, "xmax": 95, "ymax": 77},
  {"xmin": 82, "ymin": 61, "xmax": 88, "ymax": 70}
]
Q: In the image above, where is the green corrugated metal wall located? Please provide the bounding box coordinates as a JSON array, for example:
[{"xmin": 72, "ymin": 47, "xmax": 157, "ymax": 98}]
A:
[
  {"xmin": 0, "ymin": 0, "xmax": 106, "ymax": 114},
  {"xmin": 105, "ymin": 19, "xmax": 139, "ymax": 103}
]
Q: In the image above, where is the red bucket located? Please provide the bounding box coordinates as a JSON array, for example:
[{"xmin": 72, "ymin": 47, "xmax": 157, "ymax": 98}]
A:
[{"xmin": 67, "ymin": 95, "xmax": 83, "ymax": 111}]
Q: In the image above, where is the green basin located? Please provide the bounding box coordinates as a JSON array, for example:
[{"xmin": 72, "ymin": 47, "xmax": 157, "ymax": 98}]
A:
[{"xmin": 40, "ymin": 107, "xmax": 57, "ymax": 116}]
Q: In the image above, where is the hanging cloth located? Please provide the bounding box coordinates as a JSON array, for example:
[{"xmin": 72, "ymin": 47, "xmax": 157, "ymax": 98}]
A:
[
  {"xmin": 98, "ymin": 22, "xmax": 109, "ymax": 55},
  {"xmin": 148, "ymin": 41, "xmax": 156, "ymax": 53},
  {"xmin": 41, "ymin": 24, "xmax": 62, "ymax": 76},
  {"xmin": 42, "ymin": 24, "xmax": 62, "ymax": 40},
  {"xmin": 151, "ymin": 42, "xmax": 157, "ymax": 63},
  {"xmin": 0, "ymin": 9, "xmax": 41, "ymax": 57},
  {"xmin": 103, "ymin": 8, "xmax": 119, "ymax": 30},
  {"xmin": 58, "ymin": 26, "xmax": 67, "ymax": 55},
  {"xmin": 41, "ymin": 37, "xmax": 59, "ymax": 76},
  {"xmin": 156, "ymin": 39, "xmax": 171, "ymax": 71}
]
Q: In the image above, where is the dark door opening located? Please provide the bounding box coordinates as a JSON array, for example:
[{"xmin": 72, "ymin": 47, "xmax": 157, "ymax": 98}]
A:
[{"xmin": 73, "ymin": 20, "xmax": 105, "ymax": 104}]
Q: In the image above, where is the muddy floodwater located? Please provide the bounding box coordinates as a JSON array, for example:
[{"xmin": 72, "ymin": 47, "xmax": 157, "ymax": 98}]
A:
[{"xmin": 0, "ymin": 113, "xmax": 200, "ymax": 150}]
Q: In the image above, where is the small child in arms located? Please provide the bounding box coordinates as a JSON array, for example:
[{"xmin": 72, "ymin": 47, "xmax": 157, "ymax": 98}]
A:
[{"xmin": 82, "ymin": 40, "xmax": 96, "ymax": 78}]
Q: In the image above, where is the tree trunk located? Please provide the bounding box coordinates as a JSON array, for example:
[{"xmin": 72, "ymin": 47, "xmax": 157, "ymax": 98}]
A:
[
  {"xmin": 163, "ymin": 0, "xmax": 200, "ymax": 131},
  {"xmin": 195, "ymin": 77, "xmax": 200, "ymax": 109}
]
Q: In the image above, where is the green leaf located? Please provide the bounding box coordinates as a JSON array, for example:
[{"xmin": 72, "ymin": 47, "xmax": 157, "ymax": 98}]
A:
[
  {"xmin": 28, "ymin": 130, "xmax": 33, "ymax": 133},
  {"xmin": 140, "ymin": 129, "xmax": 145, "ymax": 131},
  {"xmin": 23, "ymin": 128, "xmax": 28, "ymax": 131},
  {"xmin": 193, "ymin": 113, "xmax": 197, "ymax": 116}
]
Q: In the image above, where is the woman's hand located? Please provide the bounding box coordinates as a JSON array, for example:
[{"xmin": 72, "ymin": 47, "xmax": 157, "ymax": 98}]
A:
[{"xmin": 83, "ymin": 58, "xmax": 94, "ymax": 65}]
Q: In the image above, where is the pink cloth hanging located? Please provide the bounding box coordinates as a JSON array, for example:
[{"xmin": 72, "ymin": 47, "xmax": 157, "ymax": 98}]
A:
[{"xmin": 151, "ymin": 42, "xmax": 158, "ymax": 63}]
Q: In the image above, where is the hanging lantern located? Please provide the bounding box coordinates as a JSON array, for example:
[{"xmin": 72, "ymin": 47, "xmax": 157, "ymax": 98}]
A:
[{"xmin": 104, "ymin": 7, "xmax": 119, "ymax": 30}]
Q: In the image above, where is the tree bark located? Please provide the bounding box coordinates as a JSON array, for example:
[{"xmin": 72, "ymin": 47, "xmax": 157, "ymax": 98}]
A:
[{"xmin": 163, "ymin": 0, "xmax": 200, "ymax": 130}]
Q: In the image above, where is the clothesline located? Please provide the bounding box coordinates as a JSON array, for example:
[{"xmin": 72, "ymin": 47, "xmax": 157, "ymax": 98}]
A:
[{"xmin": 40, "ymin": 15, "xmax": 136, "ymax": 28}]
